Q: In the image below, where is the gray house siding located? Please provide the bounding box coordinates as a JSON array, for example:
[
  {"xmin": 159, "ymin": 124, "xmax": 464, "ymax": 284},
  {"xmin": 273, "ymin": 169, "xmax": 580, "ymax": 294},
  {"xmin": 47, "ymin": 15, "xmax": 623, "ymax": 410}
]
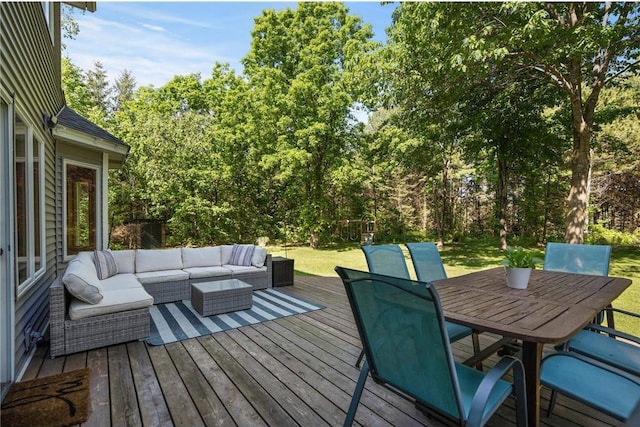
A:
[{"xmin": 1, "ymin": 2, "xmax": 63, "ymax": 377}]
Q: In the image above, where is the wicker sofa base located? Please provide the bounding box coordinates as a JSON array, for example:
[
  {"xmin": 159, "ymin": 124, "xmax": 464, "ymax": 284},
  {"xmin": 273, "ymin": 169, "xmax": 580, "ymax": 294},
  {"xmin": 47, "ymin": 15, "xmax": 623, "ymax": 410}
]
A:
[
  {"xmin": 60, "ymin": 308, "xmax": 149, "ymax": 357},
  {"xmin": 49, "ymin": 251, "xmax": 273, "ymax": 357},
  {"xmin": 49, "ymin": 278, "xmax": 150, "ymax": 357}
]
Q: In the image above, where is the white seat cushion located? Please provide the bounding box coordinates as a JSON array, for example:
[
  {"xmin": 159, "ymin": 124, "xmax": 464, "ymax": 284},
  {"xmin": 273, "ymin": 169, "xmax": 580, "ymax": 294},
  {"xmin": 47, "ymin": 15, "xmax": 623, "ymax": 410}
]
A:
[
  {"xmin": 136, "ymin": 248, "xmax": 183, "ymax": 273},
  {"xmin": 182, "ymin": 246, "xmax": 221, "ymax": 268},
  {"xmin": 135, "ymin": 269, "xmax": 189, "ymax": 285},
  {"xmin": 68, "ymin": 287, "xmax": 153, "ymax": 320},
  {"xmin": 223, "ymin": 265, "xmax": 267, "ymax": 275},
  {"xmin": 99, "ymin": 273, "xmax": 143, "ymax": 291},
  {"xmin": 183, "ymin": 266, "xmax": 233, "ymax": 280}
]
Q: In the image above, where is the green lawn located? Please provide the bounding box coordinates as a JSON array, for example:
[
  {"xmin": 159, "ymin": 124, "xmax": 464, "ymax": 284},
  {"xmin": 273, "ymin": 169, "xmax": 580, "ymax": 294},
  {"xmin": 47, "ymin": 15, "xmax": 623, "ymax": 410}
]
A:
[{"xmin": 269, "ymin": 241, "xmax": 640, "ymax": 337}]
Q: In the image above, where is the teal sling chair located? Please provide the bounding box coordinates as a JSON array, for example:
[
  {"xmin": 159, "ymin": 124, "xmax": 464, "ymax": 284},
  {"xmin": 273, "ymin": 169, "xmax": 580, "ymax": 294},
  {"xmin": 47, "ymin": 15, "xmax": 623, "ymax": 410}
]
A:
[
  {"xmin": 357, "ymin": 244, "xmax": 477, "ymax": 369},
  {"xmin": 406, "ymin": 242, "xmax": 483, "ymax": 365},
  {"xmin": 336, "ymin": 267, "xmax": 528, "ymax": 427},
  {"xmin": 540, "ymin": 242, "xmax": 640, "ymax": 420}
]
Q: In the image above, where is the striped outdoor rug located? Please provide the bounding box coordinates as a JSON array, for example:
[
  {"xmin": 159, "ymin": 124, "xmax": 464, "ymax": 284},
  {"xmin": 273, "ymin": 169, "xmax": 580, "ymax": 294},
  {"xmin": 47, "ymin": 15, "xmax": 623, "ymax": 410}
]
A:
[{"xmin": 146, "ymin": 288, "xmax": 324, "ymax": 345}]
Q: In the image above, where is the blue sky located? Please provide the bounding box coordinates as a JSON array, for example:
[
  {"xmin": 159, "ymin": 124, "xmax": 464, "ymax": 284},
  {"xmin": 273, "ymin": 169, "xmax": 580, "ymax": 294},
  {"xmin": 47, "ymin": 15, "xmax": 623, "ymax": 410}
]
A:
[{"xmin": 64, "ymin": 1, "xmax": 395, "ymax": 88}]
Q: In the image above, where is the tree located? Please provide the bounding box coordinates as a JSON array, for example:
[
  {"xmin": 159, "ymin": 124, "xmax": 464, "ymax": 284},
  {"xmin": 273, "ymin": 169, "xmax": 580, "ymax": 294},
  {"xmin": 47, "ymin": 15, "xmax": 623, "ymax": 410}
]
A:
[
  {"xmin": 386, "ymin": 2, "xmax": 640, "ymax": 243},
  {"xmin": 61, "ymin": 4, "xmax": 79, "ymax": 48},
  {"xmin": 61, "ymin": 57, "xmax": 91, "ymax": 116},
  {"xmin": 590, "ymin": 74, "xmax": 640, "ymax": 232},
  {"xmin": 242, "ymin": 2, "xmax": 376, "ymax": 248},
  {"xmin": 86, "ymin": 60, "xmax": 112, "ymax": 116},
  {"xmin": 456, "ymin": 3, "xmax": 638, "ymax": 243},
  {"xmin": 113, "ymin": 69, "xmax": 136, "ymax": 112},
  {"xmin": 384, "ymin": 3, "xmax": 561, "ymax": 247}
]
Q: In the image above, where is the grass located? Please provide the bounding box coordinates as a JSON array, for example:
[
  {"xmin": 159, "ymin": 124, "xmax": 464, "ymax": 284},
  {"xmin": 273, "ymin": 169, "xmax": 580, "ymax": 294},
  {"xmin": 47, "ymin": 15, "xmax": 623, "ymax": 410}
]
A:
[{"xmin": 268, "ymin": 241, "xmax": 640, "ymax": 337}]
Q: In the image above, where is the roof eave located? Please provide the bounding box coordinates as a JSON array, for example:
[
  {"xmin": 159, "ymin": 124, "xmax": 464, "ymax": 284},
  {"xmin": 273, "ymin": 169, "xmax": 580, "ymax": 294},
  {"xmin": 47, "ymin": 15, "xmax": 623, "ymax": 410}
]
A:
[
  {"xmin": 64, "ymin": 2, "xmax": 97, "ymax": 13},
  {"xmin": 53, "ymin": 125, "xmax": 130, "ymax": 168}
]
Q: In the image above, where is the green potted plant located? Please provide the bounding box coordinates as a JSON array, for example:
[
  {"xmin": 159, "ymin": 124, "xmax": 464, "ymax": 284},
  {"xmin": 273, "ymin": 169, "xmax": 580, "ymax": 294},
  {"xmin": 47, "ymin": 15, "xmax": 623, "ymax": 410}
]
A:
[{"xmin": 500, "ymin": 246, "xmax": 543, "ymax": 289}]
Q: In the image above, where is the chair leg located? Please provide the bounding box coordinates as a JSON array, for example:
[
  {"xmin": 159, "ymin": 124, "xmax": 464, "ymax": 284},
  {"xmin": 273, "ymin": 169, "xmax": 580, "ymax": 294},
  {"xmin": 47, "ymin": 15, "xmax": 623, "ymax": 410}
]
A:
[
  {"xmin": 472, "ymin": 332, "xmax": 483, "ymax": 371},
  {"xmin": 344, "ymin": 360, "xmax": 370, "ymax": 427},
  {"xmin": 355, "ymin": 349, "xmax": 365, "ymax": 368},
  {"xmin": 547, "ymin": 389, "xmax": 558, "ymax": 417},
  {"xmin": 605, "ymin": 303, "xmax": 615, "ymax": 331},
  {"xmin": 511, "ymin": 358, "xmax": 528, "ymax": 427}
]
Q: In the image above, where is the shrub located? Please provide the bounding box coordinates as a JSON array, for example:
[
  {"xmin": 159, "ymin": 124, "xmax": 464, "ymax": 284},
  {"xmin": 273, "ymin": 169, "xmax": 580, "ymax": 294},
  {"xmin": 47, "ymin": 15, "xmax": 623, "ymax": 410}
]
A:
[{"xmin": 585, "ymin": 223, "xmax": 640, "ymax": 246}]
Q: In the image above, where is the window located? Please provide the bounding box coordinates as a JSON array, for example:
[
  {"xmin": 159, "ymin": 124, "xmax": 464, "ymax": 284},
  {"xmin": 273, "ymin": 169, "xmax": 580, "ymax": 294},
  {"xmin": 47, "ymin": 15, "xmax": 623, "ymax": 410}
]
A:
[
  {"xmin": 65, "ymin": 162, "xmax": 99, "ymax": 257},
  {"xmin": 42, "ymin": 2, "xmax": 54, "ymax": 43},
  {"xmin": 14, "ymin": 114, "xmax": 45, "ymax": 292}
]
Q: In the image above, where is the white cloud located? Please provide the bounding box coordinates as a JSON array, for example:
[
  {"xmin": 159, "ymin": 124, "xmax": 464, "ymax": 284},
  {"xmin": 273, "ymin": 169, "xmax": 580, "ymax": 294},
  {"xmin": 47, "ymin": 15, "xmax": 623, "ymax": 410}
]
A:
[
  {"xmin": 141, "ymin": 23, "xmax": 166, "ymax": 32},
  {"xmin": 65, "ymin": 12, "xmax": 238, "ymax": 88}
]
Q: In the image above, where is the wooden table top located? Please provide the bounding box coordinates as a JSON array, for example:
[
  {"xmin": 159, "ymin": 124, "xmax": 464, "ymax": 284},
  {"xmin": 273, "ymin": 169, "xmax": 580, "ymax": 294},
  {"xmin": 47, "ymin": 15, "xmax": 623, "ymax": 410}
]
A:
[{"xmin": 433, "ymin": 267, "xmax": 632, "ymax": 343}]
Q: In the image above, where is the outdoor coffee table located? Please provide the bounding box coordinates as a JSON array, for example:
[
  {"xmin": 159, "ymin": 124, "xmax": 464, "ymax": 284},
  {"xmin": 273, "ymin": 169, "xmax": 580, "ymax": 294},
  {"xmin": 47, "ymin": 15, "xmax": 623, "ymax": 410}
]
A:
[{"xmin": 191, "ymin": 279, "xmax": 252, "ymax": 316}]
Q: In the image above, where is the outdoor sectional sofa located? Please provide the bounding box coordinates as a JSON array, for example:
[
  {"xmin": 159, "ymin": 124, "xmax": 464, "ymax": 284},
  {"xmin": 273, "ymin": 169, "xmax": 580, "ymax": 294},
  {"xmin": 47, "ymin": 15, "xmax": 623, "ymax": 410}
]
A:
[{"xmin": 49, "ymin": 245, "xmax": 272, "ymax": 357}]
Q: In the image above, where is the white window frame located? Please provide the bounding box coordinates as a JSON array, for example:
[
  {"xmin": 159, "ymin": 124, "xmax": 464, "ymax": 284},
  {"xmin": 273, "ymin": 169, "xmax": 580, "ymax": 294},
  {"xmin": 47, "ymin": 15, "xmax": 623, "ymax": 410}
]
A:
[
  {"xmin": 62, "ymin": 159, "xmax": 102, "ymax": 260},
  {"xmin": 1, "ymin": 96, "xmax": 16, "ymax": 392},
  {"xmin": 14, "ymin": 116, "xmax": 46, "ymax": 299},
  {"xmin": 41, "ymin": 2, "xmax": 54, "ymax": 43}
]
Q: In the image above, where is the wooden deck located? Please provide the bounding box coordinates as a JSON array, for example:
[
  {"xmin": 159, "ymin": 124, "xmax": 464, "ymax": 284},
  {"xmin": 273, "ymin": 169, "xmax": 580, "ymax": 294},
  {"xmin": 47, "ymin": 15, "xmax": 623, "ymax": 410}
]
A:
[{"xmin": 24, "ymin": 276, "xmax": 622, "ymax": 426}]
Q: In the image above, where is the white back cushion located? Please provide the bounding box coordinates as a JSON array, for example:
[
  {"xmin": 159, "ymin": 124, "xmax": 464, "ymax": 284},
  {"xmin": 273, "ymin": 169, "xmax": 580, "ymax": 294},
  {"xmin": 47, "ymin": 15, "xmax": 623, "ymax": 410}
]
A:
[
  {"xmin": 135, "ymin": 248, "xmax": 183, "ymax": 273},
  {"xmin": 110, "ymin": 250, "xmax": 136, "ymax": 274},
  {"xmin": 252, "ymin": 247, "xmax": 268, "ymax": 268},
  {"xmin": 182, "ymin": 246, "xmax": 221, "ymax": 268},
  {"xmin": 220, "ymin": 245, "xmax": 234, "ymax": 265}
]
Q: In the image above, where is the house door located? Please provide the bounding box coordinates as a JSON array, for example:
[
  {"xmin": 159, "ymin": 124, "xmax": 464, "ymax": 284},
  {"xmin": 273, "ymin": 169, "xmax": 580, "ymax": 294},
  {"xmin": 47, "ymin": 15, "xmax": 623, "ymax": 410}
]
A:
[{"xmin": 0, "ymin": 99, "xmax": 14, "ymax": 397}]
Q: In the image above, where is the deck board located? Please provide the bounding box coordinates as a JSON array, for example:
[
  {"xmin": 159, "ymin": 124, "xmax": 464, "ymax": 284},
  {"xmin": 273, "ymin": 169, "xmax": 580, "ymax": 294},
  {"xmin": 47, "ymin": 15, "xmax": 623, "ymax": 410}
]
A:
[{"xmin": 23, "ymin": 275, "xmax": 623, "ymax": 427}]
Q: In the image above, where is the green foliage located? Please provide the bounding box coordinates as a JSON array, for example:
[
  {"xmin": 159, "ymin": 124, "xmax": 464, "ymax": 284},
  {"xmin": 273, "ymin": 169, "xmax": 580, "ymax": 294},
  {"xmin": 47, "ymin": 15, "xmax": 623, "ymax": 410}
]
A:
[
  {"xmin": 63, "ymin": 3, "xmax": 638, "ymax": 252},
  {"xmin": 242, "ymin": 2, "xmax": 376, "ymax": 247},
  {"xmin": 61, "ymin": 57, "xmax": 91, "ymax": 116},
  {"xmin": 585, "ymin": 224, "xmax": 640, "ymax": 246},
  {"xmin": 500, "ymin": 246, "xmax": 543, "ymax": 269}
]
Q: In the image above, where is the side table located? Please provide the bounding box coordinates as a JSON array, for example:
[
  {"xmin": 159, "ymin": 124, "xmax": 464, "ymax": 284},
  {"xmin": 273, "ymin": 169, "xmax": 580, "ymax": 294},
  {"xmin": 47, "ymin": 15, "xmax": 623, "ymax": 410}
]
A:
[{"xmin": 272, "ymin": 256, "xmax": 294, "ymax": 287}]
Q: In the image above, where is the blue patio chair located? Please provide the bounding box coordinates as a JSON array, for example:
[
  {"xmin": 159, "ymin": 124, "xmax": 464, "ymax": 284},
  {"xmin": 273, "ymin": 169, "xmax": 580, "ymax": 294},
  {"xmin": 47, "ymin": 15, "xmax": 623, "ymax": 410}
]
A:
[
  {"xmin": 541, "ymin": 242, "xmax": 640, "ymax": 413},
  {"xmin": 335, "ymin": 267, "xmax": 528, "ymax": 427},
  {"xmin": 356, "ymin": 245, "xmax": 476, "ymax": 369},
  {"xmin": 405, "ymin": 242, "xmax": 447, "ymax": 282},
  {"xmin": 543, "ymin": 242, "xmax": 612, "ymax": 326},
  {"xmin": 540, "ymin": 351, "xmax": 640, "ymax": 422},
  {"xmin": 406, "ymin": 242, "xmax": 482, "ymax": 362},
  {"xmin": 543, "ymin": 242, "xmax": 611, "ymax": 276}
]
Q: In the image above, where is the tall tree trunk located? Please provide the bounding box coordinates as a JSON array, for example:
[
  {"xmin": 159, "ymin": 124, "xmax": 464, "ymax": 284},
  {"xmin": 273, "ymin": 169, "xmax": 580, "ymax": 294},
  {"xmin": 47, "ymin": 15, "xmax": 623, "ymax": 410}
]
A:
[
  {"xmin": 497, "ymin": 152, "xmax": 508, "ymax": 251},
  {"xmin": 565, "ymin": 87, "xmax": 593, "ymax": 244},
  {"xmin": 564, "ymin": 133, "xmax": 591, "ymax": 244}
]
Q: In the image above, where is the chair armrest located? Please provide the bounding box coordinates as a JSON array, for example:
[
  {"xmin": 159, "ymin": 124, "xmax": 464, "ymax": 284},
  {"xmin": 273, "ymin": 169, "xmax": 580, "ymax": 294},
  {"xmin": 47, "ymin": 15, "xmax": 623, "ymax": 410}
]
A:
[
  {"xmin": 467, "ymin": 356, "xmax": 527, "ymax": 427},
  {"xmin": 265, "ymin": 254, "xmax": 272, "ymax": 287},
  {"xmin": 49, "ymin": 276, "xmax": 68, "ymax": 325},
  {"xmin": 604, "ymin": 306, "xmax": 640, "ymax": 320},
  {"xmin": 583, "ymin": 323, "xmax": 640, "ymax": 345}
]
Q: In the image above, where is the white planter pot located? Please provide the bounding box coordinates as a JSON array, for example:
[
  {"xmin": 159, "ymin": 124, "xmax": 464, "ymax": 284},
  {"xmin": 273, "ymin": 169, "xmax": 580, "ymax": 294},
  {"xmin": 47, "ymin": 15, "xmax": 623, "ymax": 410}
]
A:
[{"xmin": 505, "ymin": 267, "xmax": 532, "ymax": 289}]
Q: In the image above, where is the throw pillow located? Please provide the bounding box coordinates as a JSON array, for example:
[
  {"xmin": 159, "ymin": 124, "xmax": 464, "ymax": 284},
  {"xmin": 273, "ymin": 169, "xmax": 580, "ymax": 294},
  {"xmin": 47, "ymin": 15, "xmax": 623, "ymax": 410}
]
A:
[
  {"xmin": 63, "ymin": 259, "xmax": 104, "ymax": 304},
  {"xmin": 252, "ymin": 247, "xmax": 268, "ymax": 268},
  {"xmin": 94, "ymin": 250, "xmax": 119, "ymax": 280},
  {"xmin": 229, "ymin": 244, "xmax": 255, "ymax": 266}
]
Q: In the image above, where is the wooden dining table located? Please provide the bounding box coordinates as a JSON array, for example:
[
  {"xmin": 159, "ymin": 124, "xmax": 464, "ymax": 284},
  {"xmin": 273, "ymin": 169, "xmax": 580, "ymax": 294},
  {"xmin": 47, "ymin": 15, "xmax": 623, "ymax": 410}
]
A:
[{"xmin": 432, "ymin": 267, "xmax": 632, "ymax": 427}]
